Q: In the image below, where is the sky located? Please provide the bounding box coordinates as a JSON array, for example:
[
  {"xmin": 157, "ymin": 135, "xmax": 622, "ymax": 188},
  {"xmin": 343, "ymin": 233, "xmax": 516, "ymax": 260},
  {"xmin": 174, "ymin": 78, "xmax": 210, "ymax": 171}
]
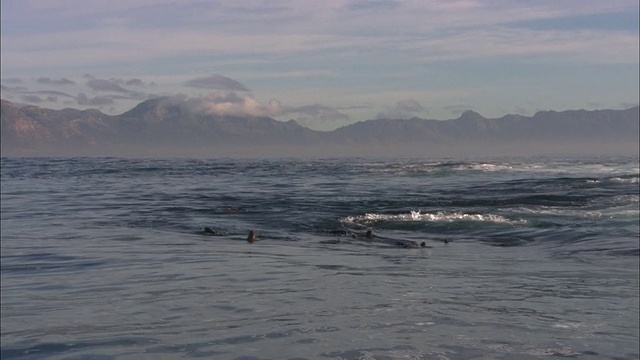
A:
[{"xmin": 1, "ymin": 0, "xmax": 638, "ymax": 131}]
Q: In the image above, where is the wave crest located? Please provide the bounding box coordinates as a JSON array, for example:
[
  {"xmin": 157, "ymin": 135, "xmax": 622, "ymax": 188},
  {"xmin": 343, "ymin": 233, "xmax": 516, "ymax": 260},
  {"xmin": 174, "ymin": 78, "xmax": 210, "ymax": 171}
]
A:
[{"xmin": 341, "ymin": 210, "xmax": 526, "ymax": 225}]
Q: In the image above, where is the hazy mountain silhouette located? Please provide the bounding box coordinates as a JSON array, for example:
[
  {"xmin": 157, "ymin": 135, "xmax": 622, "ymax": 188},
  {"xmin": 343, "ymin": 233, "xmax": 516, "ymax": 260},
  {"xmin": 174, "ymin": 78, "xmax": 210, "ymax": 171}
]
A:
[{"xmin": 1, "ymin": 98, "xmax": 638, "ymax": 157}]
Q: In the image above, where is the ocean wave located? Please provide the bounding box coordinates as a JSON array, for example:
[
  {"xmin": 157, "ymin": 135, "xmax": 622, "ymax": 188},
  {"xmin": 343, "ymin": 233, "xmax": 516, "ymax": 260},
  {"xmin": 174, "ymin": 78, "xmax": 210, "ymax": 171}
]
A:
[
  {"xmin": 585, "ymin": 174, "xmax": 639, "ymax": 184},
  {"xmin": 453, "ymin": 163, "xmax": 514, "ymax": 172},
  {"xmin": 341, "ymin": 210, "xmax": 526, "ymax": 226},
  {"xmin": 357, "ymin": 160, "xmax": 638, "ymax": 177},
  {"xmin": 513, "ymin": 196, "xmax": 639, "ymax": 219},
  {"xmin": 609, "ymin": 175, "xmax": 639, "ymax": 184}
]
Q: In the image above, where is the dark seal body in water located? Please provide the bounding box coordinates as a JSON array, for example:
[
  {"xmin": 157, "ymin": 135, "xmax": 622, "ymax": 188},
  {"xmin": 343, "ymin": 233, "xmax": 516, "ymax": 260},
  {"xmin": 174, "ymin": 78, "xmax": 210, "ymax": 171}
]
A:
[
  {"xmin": 351, "ymin": 229, "xmax": 374, "ymax": 239},
  {"xmin": 247, "ymin": 230, "xmax": 258, "ymax": 243},
  {"xmin": 395, "ymin": 240, "xmax": 428, "ymax": 248},
  {"xmin": 335, "ymin": 229, "xmax": 429, "ymax": 248}
]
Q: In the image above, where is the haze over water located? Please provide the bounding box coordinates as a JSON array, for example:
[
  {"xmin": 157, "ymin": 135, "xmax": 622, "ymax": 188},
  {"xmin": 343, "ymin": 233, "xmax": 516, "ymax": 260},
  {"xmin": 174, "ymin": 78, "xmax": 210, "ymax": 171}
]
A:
[{"xmin": 1, "ymin": 155, "xmax": 639, "ymax": 359}]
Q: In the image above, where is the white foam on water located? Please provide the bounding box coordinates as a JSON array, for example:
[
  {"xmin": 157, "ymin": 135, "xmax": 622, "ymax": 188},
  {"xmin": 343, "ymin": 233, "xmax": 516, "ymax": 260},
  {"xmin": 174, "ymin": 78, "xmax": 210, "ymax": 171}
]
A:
[
  {"xmin": 610, "ymin": 176, "xmax": 639, "ymax": 184},
  {"xmin": 341, "ymin": 210, "xmax": 527, "ymax": 225},
  {"xmin": 552, "ymin": 322, "xmax": 584, "ymax": 329},
  {"xmin": 460, "ymin": 163, "xmax": 514, "ymax": 172}
]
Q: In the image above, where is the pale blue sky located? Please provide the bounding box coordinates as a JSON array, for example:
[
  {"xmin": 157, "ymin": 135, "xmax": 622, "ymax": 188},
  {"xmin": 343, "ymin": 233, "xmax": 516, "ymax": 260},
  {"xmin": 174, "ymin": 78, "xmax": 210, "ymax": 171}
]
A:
[{"xmin": 1, "ymin": 0, "xmax": 638, "ymax": 130}]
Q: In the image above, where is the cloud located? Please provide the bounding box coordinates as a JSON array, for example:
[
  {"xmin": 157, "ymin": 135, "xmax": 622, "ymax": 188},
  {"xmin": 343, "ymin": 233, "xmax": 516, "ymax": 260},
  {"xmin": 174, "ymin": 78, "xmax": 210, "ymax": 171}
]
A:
[
  {"xmin": 36, "ymin": 77, "xmax": 75, "ymax": 85},
  {"xmin": 76, "ymin": 92, "xmax": 115, "ymax": 106},
  {"xmin": 397, "ymin": 99, "xmax": 424, "ymax": 112},
  {"xmin": 2, "ymin": 85, "xmax": 75, "ymax": 106},
  {"xmin": 3, "ymin": 2, "xmax": 636, "ymax": 77},
  {"xmin": 0, "ymin": 74, "xmax": 156, "ymax": 113},
  {"xmin": 21, "ymin": 95, "xmax": 46, "ymax": 103},
  {"xmin": 285, "ymin": 104, "xmax": 349, "ymax": 120},
  {"xmin": 184, "ymin": 75, "xmax": 250, "ymax": 92},
  {"xmin": 0, "ymin": 84, "xmax": 27, "ymax": 93},
  {"xmin": 285, "ymin": 104, "xmax": 348, "ymax": 121},
  {"xmin": 20, "ymin": 94, "xmax": 59, "ymax": 104},
  {"xmin": 1, "ymin": 1, "xmax": 637, "ymax": 122},
  {"xmin": 125, "ymin": 78, "xmax": 145, "ymax": 86},
  {"xmin": 160, "ymin": 94, "xmax": 351, "ymax": 128},
  {"xmin": 86, "ymin": 78, "xmax": 130, "ymax": 92},
  {"xmin": 183, "ymin": 92, "xmax": 282, "ymax": 117},
  {"xmin": 24, "ymin": 90, "xmax": 75, "ymax": 98},
  {"xmin": 278, "ymin": 104, "xmax": 350, "ymax": 130},
  {"xmin": 513, "ymin": 106, "xmax": 531, "ymax": 116},
  {"xmin": 376, "ymin": 99, "xmax": 426, "ymax": 119},
  {"xmin": 348, "ymin": 0, "xmax": 400, "ymax": 11},
  {"xmin": 2, "ymin": 77, "xmax": 23, "ymax": 84},
  {"xmin": 107, "ymin": 77, "xmax": 148, "ymax": 87},
  {"xmin": 443, "ymin": 104, "xmax": 474, "ymax": 117}
]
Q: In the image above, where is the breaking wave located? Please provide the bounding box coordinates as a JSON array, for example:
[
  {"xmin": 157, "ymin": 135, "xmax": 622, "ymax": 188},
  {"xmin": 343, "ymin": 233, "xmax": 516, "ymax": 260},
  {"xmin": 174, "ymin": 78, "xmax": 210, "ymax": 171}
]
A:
[{"xmin": 341, "ymin": 210, "xmax": 527, "ymax": 226}]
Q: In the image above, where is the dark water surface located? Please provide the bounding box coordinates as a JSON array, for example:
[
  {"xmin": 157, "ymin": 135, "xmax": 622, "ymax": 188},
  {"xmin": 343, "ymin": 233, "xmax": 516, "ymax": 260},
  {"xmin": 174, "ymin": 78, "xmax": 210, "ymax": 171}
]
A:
[{"xmin": 1, "ymin": 156, "xmax": 638, "ymax": 359}]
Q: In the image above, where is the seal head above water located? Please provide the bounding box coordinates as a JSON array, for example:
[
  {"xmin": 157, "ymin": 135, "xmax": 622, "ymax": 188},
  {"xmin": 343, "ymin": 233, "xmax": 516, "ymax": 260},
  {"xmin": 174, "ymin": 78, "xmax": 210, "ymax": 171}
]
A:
[{"xmin": 247, "ymin": 230, "xmax": 258, "ymax": 243}]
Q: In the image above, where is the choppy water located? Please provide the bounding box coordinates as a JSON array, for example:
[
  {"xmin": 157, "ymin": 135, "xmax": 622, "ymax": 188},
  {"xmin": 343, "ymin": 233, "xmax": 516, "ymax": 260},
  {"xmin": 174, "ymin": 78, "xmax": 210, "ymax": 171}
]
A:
[{"xmin": 1, "ymin": 156, "xmax": 639, "ymax": 359}]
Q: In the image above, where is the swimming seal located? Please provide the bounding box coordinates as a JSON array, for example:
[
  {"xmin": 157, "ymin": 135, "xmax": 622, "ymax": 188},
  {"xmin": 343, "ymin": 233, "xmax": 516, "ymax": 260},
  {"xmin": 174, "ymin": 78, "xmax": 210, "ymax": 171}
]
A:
[
  {"xmin": 351, "ymin": 229, "xmax": 374, "ymax": 239},
  {"xmin": 247, "ymin": 230, "xmax": 258, "ymax": 243},
  {"xmin": 395, "ymin": 240, "xmax": 428, "ymax": 248}
]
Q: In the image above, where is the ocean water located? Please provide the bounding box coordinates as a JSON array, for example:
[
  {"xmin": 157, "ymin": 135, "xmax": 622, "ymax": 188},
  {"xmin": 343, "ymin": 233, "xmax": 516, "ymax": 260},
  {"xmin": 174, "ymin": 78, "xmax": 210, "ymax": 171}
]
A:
[{"xmin": 1, "ymin": 156, "xmax": 638, "ymax": 360}]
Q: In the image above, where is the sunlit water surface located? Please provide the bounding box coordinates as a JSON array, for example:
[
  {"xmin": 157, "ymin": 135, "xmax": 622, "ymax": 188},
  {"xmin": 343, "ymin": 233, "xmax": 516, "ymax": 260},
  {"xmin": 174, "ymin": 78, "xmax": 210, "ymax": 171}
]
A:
[{"xmin": 1, "ymin": 156, "xmax": 638, "ymax": 359}]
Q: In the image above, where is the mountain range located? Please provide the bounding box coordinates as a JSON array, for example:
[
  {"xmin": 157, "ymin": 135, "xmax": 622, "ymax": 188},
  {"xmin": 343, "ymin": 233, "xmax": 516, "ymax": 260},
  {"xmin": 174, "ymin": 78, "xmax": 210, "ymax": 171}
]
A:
[{"xmin": 1, "ymin": 98, "xmax": 638, "ymax": 157}]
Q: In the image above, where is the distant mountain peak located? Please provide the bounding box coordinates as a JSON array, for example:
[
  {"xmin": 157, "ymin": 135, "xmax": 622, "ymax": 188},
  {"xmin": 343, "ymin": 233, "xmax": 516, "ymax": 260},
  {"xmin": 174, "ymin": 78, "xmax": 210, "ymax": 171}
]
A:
[
  {"xmin": 120, "ymin": 96, "xmax": 173, "ymax": 117},
  {"xmin": 457, "ymin": 110, "xmax": 485, "ymax": 121}
]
